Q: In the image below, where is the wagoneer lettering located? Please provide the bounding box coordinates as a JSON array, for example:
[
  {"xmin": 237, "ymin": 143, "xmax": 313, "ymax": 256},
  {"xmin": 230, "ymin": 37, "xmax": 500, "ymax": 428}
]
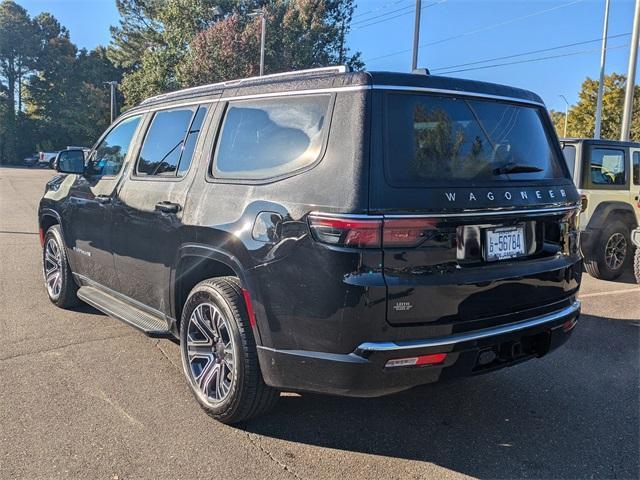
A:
[{"xmin": 40, "ymin": 66, "xmax": 582, "ymax": 424}]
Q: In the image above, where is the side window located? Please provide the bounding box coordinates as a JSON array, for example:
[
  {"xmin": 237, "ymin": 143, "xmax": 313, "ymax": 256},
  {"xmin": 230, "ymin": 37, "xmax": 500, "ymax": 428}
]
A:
[
  {"xmin": 633, "ymin": 151, "xmax": 639, "ymax": 185},
  {"xmin": 562, "ymin": 145, "xmax": 576, "ymax": 178},
  {"xmin": 136, "ymin": 106, "xmax": 207, "ymax": 177},
  {"xmin": 88, "ymin": 115, "xmax": 142, "ymax": 176},
  {"xmin": 590, "ymin": 148, "xmax": 626, "ymax": 186},
  {"xmin": 213, "ymin": 95, "xmax": 331, "ymax": 180}
]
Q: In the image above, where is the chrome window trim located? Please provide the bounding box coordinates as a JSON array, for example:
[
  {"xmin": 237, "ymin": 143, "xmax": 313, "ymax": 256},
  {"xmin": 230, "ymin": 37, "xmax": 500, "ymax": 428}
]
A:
[{"xmin": 355, "ymin": 300, "xmax": 581, "ymax": 354}]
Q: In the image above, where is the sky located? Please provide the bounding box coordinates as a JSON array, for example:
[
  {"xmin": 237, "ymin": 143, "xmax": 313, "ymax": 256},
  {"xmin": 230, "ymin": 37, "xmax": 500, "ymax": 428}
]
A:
[{"xmin": 18, "ymin": 0, "xmax": 639, "ymax": 112}]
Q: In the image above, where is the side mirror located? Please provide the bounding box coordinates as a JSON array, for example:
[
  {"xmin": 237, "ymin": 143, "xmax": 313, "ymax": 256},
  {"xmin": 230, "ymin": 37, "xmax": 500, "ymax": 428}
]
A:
[{"xmin": 56, "ymin": 149, "xmax": 85, "ymax": 174}]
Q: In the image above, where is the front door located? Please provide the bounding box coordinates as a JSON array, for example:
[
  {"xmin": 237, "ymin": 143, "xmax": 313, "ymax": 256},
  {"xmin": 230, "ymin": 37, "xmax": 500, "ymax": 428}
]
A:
[
  {"xmin": 63, "ymin": 114, "xmax": 143, "ymax": 289},
  {"xmin": 112, "ymin": 103, "xmax": 212, "ymax": 314}
]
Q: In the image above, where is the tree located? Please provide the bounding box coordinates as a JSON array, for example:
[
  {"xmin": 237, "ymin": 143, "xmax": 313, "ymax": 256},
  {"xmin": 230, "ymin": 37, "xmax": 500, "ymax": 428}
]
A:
[
  {"xmin": 0, "ymin": 0, "xmax": 39, "ymax": 163},
  {"xmin": 552, "ymin": 73, "xmax": 640, "ymax": 141},
  {"xmin": 110, "ymin": 0, "xmax": 363, "ymax": 106}
]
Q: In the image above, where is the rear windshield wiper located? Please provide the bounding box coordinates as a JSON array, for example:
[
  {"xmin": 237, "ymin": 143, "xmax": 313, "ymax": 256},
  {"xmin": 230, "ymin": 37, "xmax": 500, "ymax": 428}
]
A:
[{"xmin": 493, "ymin": 162, "xmax": 543, "ymax": 175}]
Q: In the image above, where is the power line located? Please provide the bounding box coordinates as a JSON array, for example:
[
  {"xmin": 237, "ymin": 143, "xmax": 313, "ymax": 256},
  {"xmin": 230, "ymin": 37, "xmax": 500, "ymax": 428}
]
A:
[
  {"xmin": 431, "ymin": 32, "xmax": 631, "ymax": 73},
  {"xmin": 353, "ymin": 0, "xmax": 413, "ymax": 20},
  {"xmin": 365, "ymin": 0, "xmax": 586, "ymax": 63},
  {"xmin": 352, "ymin": 0, "xmax": 447, "ymax": 30},
  {"xmin": 437, "ymin": 43, "xmax": 629, "ymax": 75}
]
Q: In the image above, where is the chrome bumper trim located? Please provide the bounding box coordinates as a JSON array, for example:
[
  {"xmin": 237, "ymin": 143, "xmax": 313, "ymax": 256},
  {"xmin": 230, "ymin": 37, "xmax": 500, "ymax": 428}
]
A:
[{"xmin": 355, "ymin": 300, "xmax": 581, "ymax": 354}]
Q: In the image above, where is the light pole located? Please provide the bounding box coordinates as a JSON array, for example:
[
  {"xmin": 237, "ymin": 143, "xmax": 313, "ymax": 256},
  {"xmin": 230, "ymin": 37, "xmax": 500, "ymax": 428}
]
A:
[
  {"xmin": 621, "ymin": 0, "xmax": 640, "ymax": 141},
  {"xmin": 411, "ymin": 0, "xmax": 422, "ymax": 71},
  {"xmin": 250, "ymin": 9, "xmax": 266, "ymax": 76},
  {"xmin": 104, "ymin": 81, "xmax": 118, "ymax": 124},
  {"xmin": 559, "ymin": 95, "xmax": 570, "ymax": 138},
  {"xmin": 594, "ymin": 0, "xmax": 611, "ymax": 139}
]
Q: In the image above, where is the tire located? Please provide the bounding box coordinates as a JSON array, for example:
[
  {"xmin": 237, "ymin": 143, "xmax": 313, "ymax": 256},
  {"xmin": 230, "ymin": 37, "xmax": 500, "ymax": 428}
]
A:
[
  {"xmin": 179, "ymin": 276, "xmax": 279, "ymax": 424},
  {"xmin": 42, "ymin": 225, "xmax": 80, "ymax": 308},
  {"xmin": 584, "ymin": 220, "xmax": 632, "ymax": 280},
  {"xmin": 634, "ymin": 247, "xmax": 640, "ymax": 285}
]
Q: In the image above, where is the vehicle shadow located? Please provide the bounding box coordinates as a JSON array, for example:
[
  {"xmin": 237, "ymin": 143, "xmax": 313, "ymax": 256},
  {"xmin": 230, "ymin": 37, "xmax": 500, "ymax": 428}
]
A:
[{"xmin": 244, "ymin": 314, "xmax": 639, "ymax": 479}]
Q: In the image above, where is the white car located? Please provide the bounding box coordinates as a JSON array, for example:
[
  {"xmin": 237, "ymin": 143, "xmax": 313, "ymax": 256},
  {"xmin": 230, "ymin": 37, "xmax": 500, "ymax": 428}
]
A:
[
  {"xmin": 561, "ymin": 138, "xmax": 640, "ymax": 280},
  {"xmin": 38, "ymin": 151, "xmax": 58, "ymax": 168}
]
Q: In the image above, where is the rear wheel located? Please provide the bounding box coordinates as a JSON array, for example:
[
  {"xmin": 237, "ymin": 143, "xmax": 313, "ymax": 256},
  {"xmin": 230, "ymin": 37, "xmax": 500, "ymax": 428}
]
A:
[
  {"xmin": 634, "ymin": 247, "xmax": 640, "ymax": 285},
  {"xmin": 42, "ymin": 225, "xmax": 80, "ymax": 308},
  {"xmin": 179, "ymin": 277, "xmax": 279, "ymax": 424},
  {"xmin": 585, "ymin": 220, "xmax": 631, "ymax": 280}
]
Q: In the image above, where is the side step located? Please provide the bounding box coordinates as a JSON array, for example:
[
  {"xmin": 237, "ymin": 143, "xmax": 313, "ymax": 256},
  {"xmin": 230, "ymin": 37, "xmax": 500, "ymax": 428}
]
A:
[{"xmin": 77, "ymin": 286, "xmax": 172, "ymax": 338}]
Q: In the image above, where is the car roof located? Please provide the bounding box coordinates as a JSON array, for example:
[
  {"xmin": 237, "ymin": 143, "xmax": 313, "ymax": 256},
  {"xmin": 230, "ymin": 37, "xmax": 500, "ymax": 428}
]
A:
[
  {"xmin": 132, "ymin": 66, "xmax": 545, "ymax": 111},
  {"xmin": 560, "ymin": 137, "xmax": 640, "ymax": 148}
]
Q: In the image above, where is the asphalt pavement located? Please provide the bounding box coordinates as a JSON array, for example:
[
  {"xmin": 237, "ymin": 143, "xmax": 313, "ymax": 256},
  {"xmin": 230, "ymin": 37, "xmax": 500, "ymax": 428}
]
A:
[{"xmin": 1, "ymin": 166, "xmax": 638, "ymax": 480}]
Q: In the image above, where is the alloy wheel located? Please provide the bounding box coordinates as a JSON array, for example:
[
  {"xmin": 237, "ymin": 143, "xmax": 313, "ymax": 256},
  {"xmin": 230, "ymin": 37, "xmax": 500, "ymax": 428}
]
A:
[
  {"xmin": 186, "ymin": 302, "xmax": 235, "ymax": 403},
  {"xmin": 605, "ymin": 232, "xmax": 627, "ymax": 271},
  {"xmin": 44, "ymin": 238, "xmax": 63, "ymax": 299}
]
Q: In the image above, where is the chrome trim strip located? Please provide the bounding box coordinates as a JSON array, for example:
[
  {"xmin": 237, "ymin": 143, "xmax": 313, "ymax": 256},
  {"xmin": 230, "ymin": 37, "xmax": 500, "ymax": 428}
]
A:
[
  {"xmin": 355, "ymin": 301, "xmax": 580, "ymax": 353},
  {"xmin": 309, "ymin": 205, "xmax": 580, "ymax": 220},
  {"xmin": 371, "ymin": 84, "xmax": 546, "ymax": 107},
  {"xmin": 384, "ymin": 205, "xmax": 580, "ymax": 218}
]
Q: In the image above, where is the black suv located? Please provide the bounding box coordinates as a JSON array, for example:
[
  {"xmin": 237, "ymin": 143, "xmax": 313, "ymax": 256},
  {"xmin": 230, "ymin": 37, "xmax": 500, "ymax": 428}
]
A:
[{"xmin": 40, "ymin": 66, "xmax": 582, "ymax": 423}]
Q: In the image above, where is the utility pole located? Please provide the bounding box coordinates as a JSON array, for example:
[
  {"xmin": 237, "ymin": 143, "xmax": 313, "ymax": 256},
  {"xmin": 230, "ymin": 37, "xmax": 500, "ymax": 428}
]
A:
[
  {"xmin": 250, "ymin": 9, "xmax": 266, "ymax": 76},
  {"xmin": 594, "ymin": 0, "xmax": 611, "ymax": 139},
  {"xmin": 560, "ymin": 95, "xmax": 570, "ymax": 138},
  {"xmin": 411, "ymin": 0, "xmax": 422, "ymax": 71},
  {"xmin": 621, "ymin": 0, "xmax": 640, "ymax": 141},
  {"xmin": 105, "ymin": 81, "xmax": 118, "ymax": 124}
]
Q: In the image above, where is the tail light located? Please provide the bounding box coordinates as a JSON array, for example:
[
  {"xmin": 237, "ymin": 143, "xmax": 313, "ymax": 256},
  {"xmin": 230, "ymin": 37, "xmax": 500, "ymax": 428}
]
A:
[
  {"xmin": 39, "ymin": 152, "xmax": 44, "ymax": 161},
  {"xmin": 308, "ymin": 214, "xmax": 436, "ymax": 248},
  {"xmin": 385, "ymin": 353, "xmax": 447, "ymax": 368}
]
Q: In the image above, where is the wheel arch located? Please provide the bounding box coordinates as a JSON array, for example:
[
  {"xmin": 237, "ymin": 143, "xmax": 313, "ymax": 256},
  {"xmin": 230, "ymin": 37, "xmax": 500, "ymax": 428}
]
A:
[
  {"xmin": 586, "ymin": 201, "xmax": 638, "ymax": 231},
  {"xmin": 172, "ymin": 244, "xmax": 263, "ymax": 344}
]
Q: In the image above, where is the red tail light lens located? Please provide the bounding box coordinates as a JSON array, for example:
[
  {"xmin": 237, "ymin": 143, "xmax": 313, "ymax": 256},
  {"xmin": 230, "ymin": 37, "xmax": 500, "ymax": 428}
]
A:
[
  {"xmin": 309, "ymin": 214, "xmax": 438, "ymax": 249},
  {"xmin": 308, "ymin": 215, "xmax": 382, "ymax": 248},
  {"xmin": 383, "ymin": 218, "xmax": 437, "ymax": 247}
]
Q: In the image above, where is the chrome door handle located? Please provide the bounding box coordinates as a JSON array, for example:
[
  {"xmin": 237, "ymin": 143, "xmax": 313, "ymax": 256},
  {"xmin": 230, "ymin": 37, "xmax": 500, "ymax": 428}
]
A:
[{"xmin": 155, "ymin": 201, "xmax": 181, "ymax": 213}]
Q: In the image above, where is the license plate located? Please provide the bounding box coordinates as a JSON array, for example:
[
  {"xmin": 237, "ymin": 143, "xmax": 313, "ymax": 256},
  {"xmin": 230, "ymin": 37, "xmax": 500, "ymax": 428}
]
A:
[{"xmin": 484, "ymin": 226, "xmax": 525, "ymax": 261}]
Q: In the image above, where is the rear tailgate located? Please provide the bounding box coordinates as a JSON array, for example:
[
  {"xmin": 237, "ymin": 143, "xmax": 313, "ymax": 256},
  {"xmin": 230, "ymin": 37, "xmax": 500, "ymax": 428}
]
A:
[{"xmin": 370, "ymin": 89, "xmax": 581, "ymax": 328}]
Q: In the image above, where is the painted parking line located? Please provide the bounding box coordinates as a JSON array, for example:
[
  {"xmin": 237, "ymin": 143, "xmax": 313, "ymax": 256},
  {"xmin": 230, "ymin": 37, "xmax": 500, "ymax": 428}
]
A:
[{"xmin": 580, "ymin": 288, "xmax": 640, "ymax": 299}]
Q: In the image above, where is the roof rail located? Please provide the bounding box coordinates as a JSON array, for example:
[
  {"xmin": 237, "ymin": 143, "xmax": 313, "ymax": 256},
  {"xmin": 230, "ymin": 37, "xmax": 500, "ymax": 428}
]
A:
[{"xmin": 141, "ymin": 65, "xmax": 350, "ymax": 105}]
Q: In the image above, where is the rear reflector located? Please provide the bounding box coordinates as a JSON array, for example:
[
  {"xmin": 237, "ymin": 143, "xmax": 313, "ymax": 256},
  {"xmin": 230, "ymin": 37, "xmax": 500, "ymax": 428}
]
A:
[
  {"xmin": 308, "ymin": 214, "xmax": 437, "ymax": 249},
  {"xmin": 241, "ymin": 288, "xmax": 257, "ymax": 329},
  {"xmin": 562, "ymin": 317, "xmax": 578, "ymax": 332},
  {"xmin": 385, "ymin": 353, "xmax": 447, "ymax": 368}
]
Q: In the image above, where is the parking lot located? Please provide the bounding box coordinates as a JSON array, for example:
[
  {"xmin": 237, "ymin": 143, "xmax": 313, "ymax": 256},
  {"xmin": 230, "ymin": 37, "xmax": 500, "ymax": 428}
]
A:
[{"xmin": 0, "ymin": 166, "xmax": 638, "ymax": 480}]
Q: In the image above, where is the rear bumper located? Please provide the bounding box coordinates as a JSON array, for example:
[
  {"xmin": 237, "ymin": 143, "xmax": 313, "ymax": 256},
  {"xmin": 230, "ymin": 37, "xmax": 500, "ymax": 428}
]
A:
[{"xmin": 258, "ymin": 300, "xmax": 581, "ymax": 397}]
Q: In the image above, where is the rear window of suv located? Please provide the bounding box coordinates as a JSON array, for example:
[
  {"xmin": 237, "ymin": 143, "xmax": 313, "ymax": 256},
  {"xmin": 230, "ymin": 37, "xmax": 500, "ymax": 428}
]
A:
[{"xmin": 383, "ymin": 92, "xmax": 566, "ymax": 186}]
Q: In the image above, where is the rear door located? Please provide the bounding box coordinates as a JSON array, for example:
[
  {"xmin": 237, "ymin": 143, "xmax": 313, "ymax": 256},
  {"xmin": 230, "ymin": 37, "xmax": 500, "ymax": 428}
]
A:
[
  {"xmin": 371, "ymin": 90, "xmax": 581, "ymax": 328},
  {"xmin": 111, "ymin": 102, "xmax": 213, "ymax": 313},
  {"xmin": 631, "ymin": 149, "xmax": 640, "ymax": 222}
]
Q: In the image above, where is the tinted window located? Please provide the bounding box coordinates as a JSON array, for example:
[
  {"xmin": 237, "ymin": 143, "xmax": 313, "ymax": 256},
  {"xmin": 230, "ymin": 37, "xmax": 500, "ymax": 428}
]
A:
[
  {"xmin": 633, "ymin": 151, "xmax": 639, "ymax": 185},
  {"xmin": 136, "ymin": 108, "xmax": 196, "ymax": 176},
  {"xmin": 178, "ymin": 106, "xmax": 208, "ymax": 175},
  {"xmin": 87, "ymin": 115, "xmax": 141, "ymax": 176},
  {"xmin": 590, "ymin": 148, "xmax": 625, "ymax": 185},
  {"xmin": 384, "ymin": 93, "xmax": 566, "ymax": 185},
  {"xmin": 562, "ymin": 145, "xmax": 576, "ymax": 178},
  {"xmin": 213, "ymin": 95, "xmax": 330, "ymax": 180}
]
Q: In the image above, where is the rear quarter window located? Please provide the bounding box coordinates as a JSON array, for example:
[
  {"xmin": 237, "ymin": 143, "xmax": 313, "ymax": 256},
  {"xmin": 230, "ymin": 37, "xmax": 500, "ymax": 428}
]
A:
[
  {"xmin": 212, "ymin": 95, "xmax": 331, "ymax": 181},
  {"xmin": 383, "ymin": 92, "xmax": 566, "ymax": 186}
]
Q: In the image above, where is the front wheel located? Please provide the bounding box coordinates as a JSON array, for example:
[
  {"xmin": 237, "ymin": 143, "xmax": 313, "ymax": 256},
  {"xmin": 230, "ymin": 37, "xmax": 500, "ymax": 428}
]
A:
[
  {"xmin": 179, "ymin": 277, "xmax": 279, "ymax": 424},
  {"xmin": 585, "ymin": 220, "xmax": 631, "ymax": 280},
  {"xmin": 42, "ymin": 225, "xmax": 79, "ymax": 308}
]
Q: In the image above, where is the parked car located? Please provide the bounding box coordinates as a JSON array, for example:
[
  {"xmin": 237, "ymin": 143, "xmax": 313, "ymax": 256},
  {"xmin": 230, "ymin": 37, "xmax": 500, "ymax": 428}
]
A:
[
  {"xmin": 38, "ymin": 151, "xmax": 58, "ymax": 169},
  {"xmin": 40, "ymin": 66, "xmax": 582, "ymax": 424},
  {"xmin": 561, "ymin": 138, "xmax": 640, "ymax": 280},
  {"xmin": 23, "ymin": 154, "xmax": 38, "ymax": 167}
]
